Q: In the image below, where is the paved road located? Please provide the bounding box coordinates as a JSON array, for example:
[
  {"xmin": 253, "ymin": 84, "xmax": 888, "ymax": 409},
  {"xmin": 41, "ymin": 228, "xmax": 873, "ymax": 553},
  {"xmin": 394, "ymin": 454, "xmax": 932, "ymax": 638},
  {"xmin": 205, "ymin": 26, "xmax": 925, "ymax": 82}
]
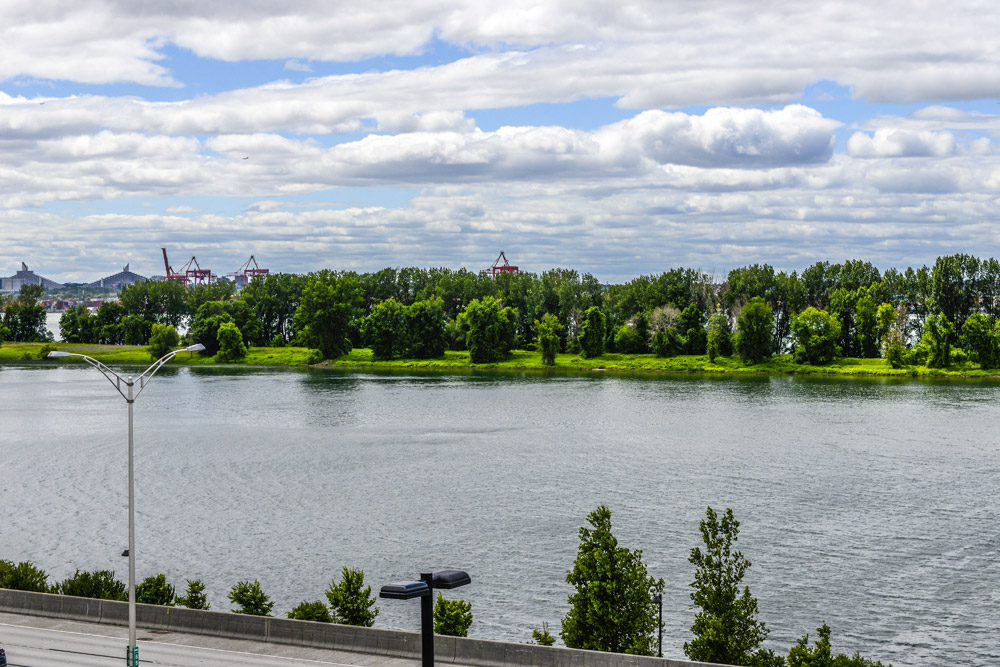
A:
[{"xmin": 0, "ymin": 613, "xmax": 423, "ymax": 666}]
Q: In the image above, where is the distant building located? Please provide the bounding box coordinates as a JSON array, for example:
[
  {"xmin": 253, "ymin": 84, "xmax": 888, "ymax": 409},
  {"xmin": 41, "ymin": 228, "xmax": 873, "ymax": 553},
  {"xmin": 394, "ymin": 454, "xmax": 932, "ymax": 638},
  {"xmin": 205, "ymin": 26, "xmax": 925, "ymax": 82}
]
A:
[
  {"xmin": 85, "ymin": 264, "xmax": 147, "ymax": 290},
  {"xmin": 1, "ymin": 262, "xmax": 64, "ymax": 293}
]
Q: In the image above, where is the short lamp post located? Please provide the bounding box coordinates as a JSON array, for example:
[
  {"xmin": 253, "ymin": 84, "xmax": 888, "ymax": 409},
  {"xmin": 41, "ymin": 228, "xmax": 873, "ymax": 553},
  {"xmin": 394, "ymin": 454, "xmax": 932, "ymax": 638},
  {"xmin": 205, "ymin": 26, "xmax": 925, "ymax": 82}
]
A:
[
  {"xmin": 652, "ymin": 593, "xmax": 663, "ymax": 658},
  {"xmin": 48, "ymin": 344, "xmax": 205, "ymax": 666},
  {"xmin": 379, "ymin": 569, "xmax": 471, "ymax": 667}
]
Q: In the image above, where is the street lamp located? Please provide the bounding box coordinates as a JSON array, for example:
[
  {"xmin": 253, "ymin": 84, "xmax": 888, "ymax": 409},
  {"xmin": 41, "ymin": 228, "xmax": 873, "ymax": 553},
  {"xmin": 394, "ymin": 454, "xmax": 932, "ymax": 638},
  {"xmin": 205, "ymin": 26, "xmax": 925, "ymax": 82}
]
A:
[
  {"xmin": 48, "ymin": 344, "xmax": 205, "ymax": 666},
  {"xmin": 380, "ymin": 569, "xmax": 471, "ymax": 667},
  {"xmin": 652, "ymin": 593, "xmax": 663, "ymax": 658}
]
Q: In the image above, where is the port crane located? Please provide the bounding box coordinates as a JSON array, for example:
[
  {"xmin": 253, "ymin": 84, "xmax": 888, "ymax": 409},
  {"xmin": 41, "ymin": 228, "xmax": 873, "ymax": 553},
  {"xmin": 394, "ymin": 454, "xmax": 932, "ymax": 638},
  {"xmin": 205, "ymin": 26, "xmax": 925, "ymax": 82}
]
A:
[
  {"xmin": 227, "ymin": 255, "xmax": 269, "ymax": 287},
  {"xmin": 483, "ymin": 251, "xmax": 519, "ymax": 278},
  {"xmin": 161, "ymin": 248, "xmax": 212, "ymax": 286}
]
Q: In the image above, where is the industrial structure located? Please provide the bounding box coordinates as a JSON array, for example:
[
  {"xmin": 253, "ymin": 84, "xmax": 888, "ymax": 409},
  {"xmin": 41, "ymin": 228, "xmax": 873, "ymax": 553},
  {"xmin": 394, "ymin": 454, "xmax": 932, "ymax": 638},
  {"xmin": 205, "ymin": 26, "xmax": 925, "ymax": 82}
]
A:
[
  {"xmin": 483, "ymin": 251, "xmax": 519, "ymax": 278},
  {"xmin": 1, "ymin": 263, "xmax": 64, "ymax": 293},
  {"xmin": 85, "ymin": 264, "xmax": 147, "ymax": 290},
  {"xmin": 226, "ymin": 256, "xmax": 269, "ymax": 289},
  {"xmin": 162, "ymin": 248, "xmax": 213, "ymax": 287}
]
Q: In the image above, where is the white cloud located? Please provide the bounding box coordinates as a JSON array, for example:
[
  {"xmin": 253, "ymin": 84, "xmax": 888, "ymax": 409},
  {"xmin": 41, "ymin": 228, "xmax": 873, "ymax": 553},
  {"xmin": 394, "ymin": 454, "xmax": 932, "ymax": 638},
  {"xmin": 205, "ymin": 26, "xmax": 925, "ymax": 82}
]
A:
[{"xmin": 847, "ymin": 129, "xmax": 957, "ymax": 158}]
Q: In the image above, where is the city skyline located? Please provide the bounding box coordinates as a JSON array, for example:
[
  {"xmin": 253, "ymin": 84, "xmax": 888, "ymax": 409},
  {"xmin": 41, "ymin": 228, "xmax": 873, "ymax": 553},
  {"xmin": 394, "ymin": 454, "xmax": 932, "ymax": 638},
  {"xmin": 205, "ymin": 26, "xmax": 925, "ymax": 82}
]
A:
[{"xmin": 3, "ymin": 1, "xmax": 1000, "ymax": 283}]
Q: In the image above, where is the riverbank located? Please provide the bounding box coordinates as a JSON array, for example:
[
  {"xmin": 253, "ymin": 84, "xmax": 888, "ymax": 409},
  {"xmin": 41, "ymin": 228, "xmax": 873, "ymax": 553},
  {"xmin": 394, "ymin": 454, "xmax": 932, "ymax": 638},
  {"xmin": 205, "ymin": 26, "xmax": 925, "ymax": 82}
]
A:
[{"xmin": 4, "ymin": 341, "xmax": 1000, "ymax": 379}]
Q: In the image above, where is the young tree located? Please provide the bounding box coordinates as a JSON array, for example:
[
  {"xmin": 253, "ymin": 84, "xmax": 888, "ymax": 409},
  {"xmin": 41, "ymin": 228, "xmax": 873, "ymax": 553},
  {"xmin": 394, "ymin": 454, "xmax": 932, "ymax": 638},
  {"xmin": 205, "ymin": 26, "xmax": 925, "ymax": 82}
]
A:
[
  {"xmin": 228, "ymin": 579, "xmax": 274, "ymax": 616},
  {"xmin": 791, "ymin": 307, "xmax": 842, "ymax": 365},
  {"xmin": 679, "ymin": 303, "xmax": 707, "ymax": 355},
  {"xmin": 561, "ymin": 505, "xmax": 664, "ymax": 655},
  {"xmin": 361, "ymin": 298, "xmax": 408, "ymax": 360},
  {"xmin": 535, "ymin": 313, "xmax": 564, "ymax": 365},
  {"xmin": 175, "ymin": 579, "xmax": 211, "ymax": 610},
  {"xmin": 216, "ymin": 321, "xmax": 248, "ymax": 362},
  {"xmin": 325, "ymin": 567, "xmax": 379, "ymax": 627},
  {"xmin": 463, "ymin": 296, "xmax": 517, "ymax": 363},
  {"xmin": 577, "ymin": 306, "xmax": 607, "ymax": 358},
  {"xmin": 685, "ymin": 507, "xmax": 774, "ymax": 667},
  {"xmin": 57, "ymin": 570, "xmax": 127, "ymax": 601},
  {"xmin": 960, "ymin": 312, "xmax": 1000, "ymax": 369},
  {"xmin": 529, "ymin": 623, "xmax": 556, "ymax": 646},
  {"xmin": 147, "ymin": 323, "xmax": 180, "ymax": 360},
  {"xmin": 922, "ymin": 313, "xmax": 955, "ymax": 368},
  {"xmin": 706, "ymin": 312, "xmax": 733, "ymax": 361},
  {"xmin": 433, "ymin": 594, "xmax": 473, "ymax": 636},
  {"xmin": 735, "ymin": 297, "xmax": 774, "ymax": 365},
  {"xmin": 404, "ymin": 297, "xmax": 447, "ymax": 359},
  {"xmin": 136, "ymin": 574, "xmax": 175, "ymax": 606},
  {"xmin": 287, "ymin": 600, "xmax": 333, "ymax": 622}
]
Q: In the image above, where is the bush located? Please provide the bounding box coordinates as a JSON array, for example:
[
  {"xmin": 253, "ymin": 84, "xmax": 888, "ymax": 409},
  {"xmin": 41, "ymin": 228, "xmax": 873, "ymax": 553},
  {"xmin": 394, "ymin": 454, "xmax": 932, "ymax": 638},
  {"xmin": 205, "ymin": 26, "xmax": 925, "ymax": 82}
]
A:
[
  {"xmin": 735, "ymin": 297, "xmax": 774, "ymax": 365},
  {"xmin": 791, "ymin": 307, "xmax": 842, "ymax": 365},
  {"xmin": 786, "ymin": 624, "xmax": 890, "ymax": 667},
  {"xmin": 433, "ymin": 593, "xmax": 473, "ymax": 637},
  {"xmin": 57, "ymin": 570, "xmax": 127, "ymax": 601},
  {"xmin": 577, "ymin": 307, "xmax": 606, "ymax": 359},
  {"xmin": 535, "ymin": 313, "xmax": 564, "ymax": 365},
  {"xmin": 216, "ymin": 321, "xmax": 248, "ymax": 362},
  {"xmin": 37, "ymin": 343, "xmax": 57, "ymax": 360},
  {"xmin": 0, "ymin": 559, "xmax": 50, "ymax": 592},
  {"xmin": 287, "ymin": 600, "xmax": 332, "ymax": 622},
  {"xmin": 176, "ymin": 579, "xmax": 211, "ymax": 610},
  {"xmin": 530, "ymin": 624, "xmax": 556, "ymax": 646},
  {"xmin": 228, "ymin": 579, "xmax": 273, "ymax": 615},
  {"xmin": 147, "ymin": 323, "xmax": 180, "ymax": 360},
  {"xmin": 136, "ymin": 574, "xmax": 175, "ymax": 606},
  {"xmin": 325, "ymin": 567, "xmax": 379, "ymax": 626}
]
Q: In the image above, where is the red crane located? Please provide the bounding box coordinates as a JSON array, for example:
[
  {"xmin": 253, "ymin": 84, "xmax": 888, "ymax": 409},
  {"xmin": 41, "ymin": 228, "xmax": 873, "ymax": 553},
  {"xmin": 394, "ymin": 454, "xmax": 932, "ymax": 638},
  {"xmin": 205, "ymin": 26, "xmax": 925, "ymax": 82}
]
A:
[
  {"xmin": 227, "ymin": 255, "xmax": 269, "ymax": 287},
  {"xmin": 162, "ymin": 248, "xmax": 187, "ymax": 284},
  {"xmin": 483, "ymin": 251, "xmax": 519, "ymax": 278},
  {"xmin": 161, "ymin": 248, "xmax": 212, "ymax": 286}
]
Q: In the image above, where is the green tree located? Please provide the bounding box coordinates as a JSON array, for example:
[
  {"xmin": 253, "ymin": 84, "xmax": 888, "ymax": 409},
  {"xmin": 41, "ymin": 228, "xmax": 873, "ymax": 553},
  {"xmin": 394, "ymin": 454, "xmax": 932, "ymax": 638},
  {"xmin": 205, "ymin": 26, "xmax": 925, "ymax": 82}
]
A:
[
  {"xmin": 293, "ymin": 272, "xmax": 363, "ymax": 359},
  {"xmin": 216, "ymin": 321, "xmax": 248, "ymax": 362},
  {"xmin": 463, "ymin": 296, "xmax": 517, "ymax": 363},
  {"xmin": 57, "ymin": 570, "xmax": 127, "ymax": 601},
  {"xmin": 176, "ymin": 579, "xmax": 211, "ymax": 610},
  {"xmin": 922, "ymin": 313, "xmax": 955, "ymax": 368},
  {"xmin": 679, "ymin": 303, "xmax": 707, "ymax": 355},
  {"xmin": 706, "ymin": 312, "xmax": 733, "ymax": 362},
  {"xmin": 433, "ymin": 594, "xmax": 473, "ymax": 637},
  {"xmin": 136, "ymin": 574, "xmax": 175, "ymax": 606},
  {"xmin": 361, "ymin": 298, "xmax": 408, "ymax": 360},
  {"xmin": 577, "ymin": 306, "xmax": 607, "ymax": 358},
  {"xmin": 561, "ymin": 505, "xmax": 664, "ymax": 655},
  {"xmin": 404, "ymin": 297, "xmax": 448, "ymax": 358},
  {"xmin": 614, "ymin": 323, "xmax": 645, "ymax": 354},
  {"xmin": 325, "ymin": 567, "xmax": 379, "ymax": 627},
  {"xmin": 786, "ymin": 624, "xmax": 890, "ymax": 667},
  {"xmin": 685, "ymin": 507, "xmax": 773, "ymax": 667},
  {"xmin": 241, "ymin": 272, "xmax": 307, "ymax": 345},
  {"xmin": 2, "ymin": 285, "xmax": 51, "ymax": 342},
  {"xmin": 530, "ymin": 625, "xmax": 557, "ymax": 646},
  {"xmin": 735, "ymin": 298, "xmax": 774, "ymax": 365},
  {"xmin": 960, "ymin": 312, "xmax": 1000, "ymax": 369},
  {"xmin": 228, "ymin": 579, "xmax": 274, "ymax": 616},
  {"xmin": 791, "ymin": 308, "xmax": 842, "ymax": 365},
  {"xmin": 287, "ymin": 600, "xmax": 333, "ymax": 622},
  {"xmin": 0, "ymin": 559, "xmax": 50, "ymax": 592},
  {"xmin": 535, "ymin": 313, "xmax": 564, "ymax": 365},
  {"xmin": 59, "ymin": 305, "xmax": 96, "ymax": 343},
  {"xmin": 147, "ymin": 323, "xmax": 181, "ymax": 359}
]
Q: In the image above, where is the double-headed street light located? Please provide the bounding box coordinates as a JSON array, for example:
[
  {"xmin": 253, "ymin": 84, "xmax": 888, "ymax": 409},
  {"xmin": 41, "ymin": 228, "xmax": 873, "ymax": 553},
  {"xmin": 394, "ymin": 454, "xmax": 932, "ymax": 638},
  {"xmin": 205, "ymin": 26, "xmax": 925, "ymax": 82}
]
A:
[
  {"xmin": 380, "ymin": 569, "xmax": 471, "ymax": 667},
  {"xmin": 48, "ymin": 344, "xmax": 204, "ymax": 666}
]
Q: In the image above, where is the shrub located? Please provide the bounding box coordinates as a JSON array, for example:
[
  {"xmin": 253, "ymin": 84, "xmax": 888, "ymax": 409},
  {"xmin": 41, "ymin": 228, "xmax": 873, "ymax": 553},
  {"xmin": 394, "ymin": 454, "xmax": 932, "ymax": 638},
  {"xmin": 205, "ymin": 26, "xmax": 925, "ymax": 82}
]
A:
[
  {"xmin": 287, "ymin": 600, "xmax": 332, "ymax": 622},
  {"xmin": 136, "ymin": 574, "xmax": 175, "ymax": 606},
  {"xmin": 0, "ymin": 559, "xmax": 50, "ymax": 592},
  {"xmin": 176, "ymin": 579, "xmax": 211, "ymax": 610},
  {"xmin": 325, "ymin": 567, "xmax": 379, "ymax": 627},
  {"xmin": 228, "ymin": 579, "xmax": 273, "ymax": 615},
  {"xmin": 216, "ymin": 321, "xmax": 248, "ymax": 362},
  {"xmin": 433, "ymin": 594, "xmax": 473, "ymax": 637},
  {"xmin": 57, "ymin": 570, "xmax": 127, "ymax": 601},
  {"xmin": 147, "ymin": 323, "xmax": 180, "ymax": 360}
]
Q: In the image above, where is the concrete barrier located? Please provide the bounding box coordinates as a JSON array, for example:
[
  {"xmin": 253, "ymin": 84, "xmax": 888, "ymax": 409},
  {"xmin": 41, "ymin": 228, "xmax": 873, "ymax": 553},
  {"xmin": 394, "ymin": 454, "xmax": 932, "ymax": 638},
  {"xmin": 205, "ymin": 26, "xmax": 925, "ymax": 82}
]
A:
[{"xmin": 0, "ymin": 589, "xmax": 724, "ymax": 667}]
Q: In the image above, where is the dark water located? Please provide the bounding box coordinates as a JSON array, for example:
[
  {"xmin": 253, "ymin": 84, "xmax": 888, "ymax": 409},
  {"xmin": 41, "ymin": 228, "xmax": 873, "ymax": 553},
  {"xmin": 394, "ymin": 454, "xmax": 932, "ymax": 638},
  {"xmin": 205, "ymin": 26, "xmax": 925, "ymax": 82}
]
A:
[{"xmin": 1, "ymin": 365, "xmax": 997, "ymax": 666}]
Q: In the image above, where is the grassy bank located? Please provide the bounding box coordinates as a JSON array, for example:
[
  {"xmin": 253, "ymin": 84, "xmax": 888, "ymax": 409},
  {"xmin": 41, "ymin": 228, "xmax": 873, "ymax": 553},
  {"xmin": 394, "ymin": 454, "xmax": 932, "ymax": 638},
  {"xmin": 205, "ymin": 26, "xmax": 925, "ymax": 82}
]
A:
[{"xmin": 4, "ymin": 341, "xmax": 1000, "ymax": 379}]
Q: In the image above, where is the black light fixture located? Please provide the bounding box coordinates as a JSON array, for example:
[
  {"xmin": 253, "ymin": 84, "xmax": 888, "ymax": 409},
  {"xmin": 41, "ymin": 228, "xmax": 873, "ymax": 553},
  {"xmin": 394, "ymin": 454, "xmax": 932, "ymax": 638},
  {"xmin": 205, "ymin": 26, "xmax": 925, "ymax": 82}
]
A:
[
  {"xmin": 652, "ymin": 593, "xmax": 663, "ymax": 658},
  {"xmin": 380, "ymin": 569, "xmax": 471, "ymax": 667}
]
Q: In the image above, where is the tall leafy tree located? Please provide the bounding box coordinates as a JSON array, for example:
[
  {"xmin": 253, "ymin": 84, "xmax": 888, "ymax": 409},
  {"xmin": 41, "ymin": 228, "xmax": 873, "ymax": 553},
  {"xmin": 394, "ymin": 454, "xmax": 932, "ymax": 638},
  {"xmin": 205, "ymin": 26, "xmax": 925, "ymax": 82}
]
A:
[
  {"xmin": 685, "ymin": 507, "xmax": 775, "ymax": 667},
  {"xmin": 706, "ymin": 312, "xmax": 733, "ymax": 361},
  {"xmin": 791, "ymin": 308, "xmax": 842, "ymax": 365},
  {"xmin": 463, "ymin": 296, "xmax": 517, "ymax": 363},
  {"xmin": 2, "ymin": 284, "xmax": 51, "ymax": 342},
  {"xmin": 216, "ymin": 321, "xmax": 248, "ymax": 362},
  {"xmin": 561, "ymin": 505, "xmax": 663, "ymax": 656},
  {"xmin": 241, "ymin": 273, "xmax": 307, "ymax": 345},
  {"xmin": 922, "ymin": 313, "xmax": 955, "ymax": 368},
  {"xmin": 404, "ymin": 297, "xmax": 447, "ymax": 358},
  {"xmin": 578, "ymin": 306, "xmax": 607, "ymax": 358},
  {"xmin": 735, "ymin": 298, "xmax": 774, "ymax": 365},
  {"xmin": 535, "ymin": 313, "xmax": 563, "ymax": 365},
  {"xmin": 293, "ymin": 272, "xmax": 363, "ymax": 359},
  {"xmin": 361, "ymin": 298, "xmax": 408, "ymax": 360},
  {"xmin": 147, "ymin": 323, "xmax": 181, "ymax": 359},
  {"xmin": 960, "ymin": 312, "xmax": 1000, "ymax": 369}
]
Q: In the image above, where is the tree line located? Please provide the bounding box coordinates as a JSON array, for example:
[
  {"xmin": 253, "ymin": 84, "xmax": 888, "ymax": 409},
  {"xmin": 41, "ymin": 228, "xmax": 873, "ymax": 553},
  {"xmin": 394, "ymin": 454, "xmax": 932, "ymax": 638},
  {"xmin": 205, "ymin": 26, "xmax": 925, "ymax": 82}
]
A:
[
  {"xmin": 2, "ymin": 505, "xmax": 889, "ymax": 665},
  {"xmin": 2, "ymin": 254, "xmax": 999, "ymax": 370}
]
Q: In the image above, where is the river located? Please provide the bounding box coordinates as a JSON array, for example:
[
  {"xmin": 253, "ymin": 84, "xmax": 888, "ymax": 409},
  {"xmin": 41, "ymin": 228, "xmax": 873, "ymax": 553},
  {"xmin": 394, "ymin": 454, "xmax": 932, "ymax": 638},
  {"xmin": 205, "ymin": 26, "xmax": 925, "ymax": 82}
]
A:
[{"xmin": 1, "ymin": 364, "xmax": 997, "ymax": 666}]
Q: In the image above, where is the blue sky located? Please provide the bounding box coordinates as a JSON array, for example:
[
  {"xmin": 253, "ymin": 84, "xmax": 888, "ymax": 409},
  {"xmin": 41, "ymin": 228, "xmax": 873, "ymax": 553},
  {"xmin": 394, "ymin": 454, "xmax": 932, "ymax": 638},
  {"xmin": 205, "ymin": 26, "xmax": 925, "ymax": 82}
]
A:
[{"xmin": 3, "ymin": 1, "xmax": 1000, "ymax": 283}]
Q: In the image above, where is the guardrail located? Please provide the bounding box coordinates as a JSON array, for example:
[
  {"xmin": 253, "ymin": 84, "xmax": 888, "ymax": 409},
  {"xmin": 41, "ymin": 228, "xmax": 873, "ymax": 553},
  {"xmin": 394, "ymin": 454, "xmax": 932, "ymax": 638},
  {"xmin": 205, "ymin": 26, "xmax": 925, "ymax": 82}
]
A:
[{"xmin": 0, "ymin": 588, "xmax": 724, "ymax": 667}]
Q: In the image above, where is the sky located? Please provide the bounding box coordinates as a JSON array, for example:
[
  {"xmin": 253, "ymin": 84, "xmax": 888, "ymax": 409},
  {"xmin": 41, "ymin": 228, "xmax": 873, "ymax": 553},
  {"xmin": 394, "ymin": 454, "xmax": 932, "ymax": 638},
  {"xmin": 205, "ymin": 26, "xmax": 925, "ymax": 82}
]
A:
[{"xmin": 3, "ymin": 1, "xmax": 1000, "ymax": 284}]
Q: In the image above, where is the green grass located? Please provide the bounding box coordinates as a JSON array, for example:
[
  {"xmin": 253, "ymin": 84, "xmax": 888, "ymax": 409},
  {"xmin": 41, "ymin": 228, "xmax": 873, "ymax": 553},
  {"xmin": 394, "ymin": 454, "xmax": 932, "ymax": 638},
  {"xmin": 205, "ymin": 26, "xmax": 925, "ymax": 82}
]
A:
[{"xmin": 5, "ymin": 341, "xmax": 1000, "ymax": 379}]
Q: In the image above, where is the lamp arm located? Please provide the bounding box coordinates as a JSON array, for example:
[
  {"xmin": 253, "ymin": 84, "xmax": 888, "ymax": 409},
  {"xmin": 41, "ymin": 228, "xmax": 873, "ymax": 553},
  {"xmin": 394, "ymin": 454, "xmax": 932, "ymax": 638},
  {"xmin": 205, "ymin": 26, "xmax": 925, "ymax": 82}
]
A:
[
  {"xmin": 76, "ymin": 355, "xmax": 130, "ymax": 402},
  {"xmin": 133, "ymin": 350, "xmax": 179, "ymax": 399}
]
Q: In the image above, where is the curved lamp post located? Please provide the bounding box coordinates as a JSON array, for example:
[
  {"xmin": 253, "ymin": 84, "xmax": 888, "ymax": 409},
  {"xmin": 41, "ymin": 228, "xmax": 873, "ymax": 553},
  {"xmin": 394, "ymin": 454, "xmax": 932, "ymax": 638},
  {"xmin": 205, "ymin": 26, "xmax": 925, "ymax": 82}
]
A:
[{"xmin": 48, "ymin": 344, "xmax": 204, "ymax": 666}]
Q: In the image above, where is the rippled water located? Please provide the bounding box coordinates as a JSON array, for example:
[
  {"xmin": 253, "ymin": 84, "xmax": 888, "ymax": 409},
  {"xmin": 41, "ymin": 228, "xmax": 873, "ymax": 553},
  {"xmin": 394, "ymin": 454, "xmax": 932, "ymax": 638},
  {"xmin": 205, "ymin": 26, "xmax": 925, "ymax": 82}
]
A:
[{"xmin": 1, "ymin": 365, "xmax": 998, "ymax": 666}]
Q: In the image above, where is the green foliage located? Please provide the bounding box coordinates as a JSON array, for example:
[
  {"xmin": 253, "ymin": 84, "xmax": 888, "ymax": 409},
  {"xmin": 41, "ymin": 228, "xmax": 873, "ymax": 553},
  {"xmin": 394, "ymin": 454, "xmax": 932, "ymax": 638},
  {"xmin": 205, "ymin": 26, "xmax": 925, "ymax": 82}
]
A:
[
  {"xmin": 293, "ymin": 272, "xmax": 363, "ymax": 359},
  {"xmin": 147, "ymin": 323, "xmax": 181, "ymax": 359},
  {"xmin": 922, "ymin": 313, "xmax": 955, "ymax": 368},
  {"xmin": 119, "ymin": 279, "xmax": 187, "ymax": 329},
  {"xmin": 530, "ymin": 623, "xmax": 556, "ymax": 646},
  {"xmin": 960, "ymin": 312, "xmax": 1000, "ymax": 369},
  {"xmin": 685, "ymin": 507, "xmax": 770, "ymax": 667},
  {"xmin": 287, "ymin": 600, "xmax": 333, "ymax": 622},
  {"xmin": 0, "ymin": 559, "xmax": 51, "ymax": 592},
  {"xmin": 57, "ymin": 570, "xmax": 127, "ymax": 601},
  {"xmin": 216, "ymin": 321, "xmax": 248, "ymax": 362},
  {"xmin": 228, "ymin": 579, "xmax": 274, "ymax": 615},
  {"xmin": 578, "ymin": 306, "xmax": 607, "ymax": 358},
  {"xmin": 706, "ymin": 312, "xmax": 733, "ymax": 361},
  {"xmin": 121, "ymin": 314, "xmax": 153, "ymax": 345},
  {"xmin": 241, "ymin": 273, "xmax": 307, "ymax": 345},
  {"xmin": 405, "ymin": 297, "xmax": 448, "ymax": 359},
  {"xmin": 136, "ymin": 574, "xmax": 175, "ymax": 606},
  {"xmin": 464, "ymin": 296, "xmax": 518, "ymax": 363},
  {"xmin": 325, "ymin": 567, "xmax": 379, "ymax": 627},
  {"xmin": 791, "ymin": 308, "xmax": 842, "ymax": 365},
  {"xmin": 614, "ymin": 323, "xmax": 645, "ymax": 355},
  {"xmin": 433, "ymin": 593, "xmax": 473, "ymax": 637},
  {"xmin": 36, "ymin": 343, "xmax": 56, "ymax": 360},
  {"xmin": 786, "ymin": 624, "xmax": 891, "ymax": 667},
  {"xmin": 535, "ymin": 313, "xmax": 564, "ymax": 365},
  {"xmin": 885, "ymin": 341, "xmax": 906, "ymax": 369},
  {"xmin": 561, "ymin": 505, "xmax": 664, "ymax": 655},
  {"xmin": 59, "ymin": 305, "xmax": 96, "ymax": 343},
  {"xmin": 680, "ymin": 304, "xmax": 707, "ymax": 355},
  {"xmin": 736, "ymin": 298, "xmax": 774, "ymax": 365},
  {"xmin": 2, "ymin": 299, "xmax": 51, "ymax": 342},
  {"xmin": 176, "ymin": 579, "xmax": 211, "ymax": 610},
  {"xmin": 361, "ymin": 298, "xmax": 408, "ymax": 360},
  {"xmin": 189, "ymin": 301, "xmax": 234, "ymax": 356}
]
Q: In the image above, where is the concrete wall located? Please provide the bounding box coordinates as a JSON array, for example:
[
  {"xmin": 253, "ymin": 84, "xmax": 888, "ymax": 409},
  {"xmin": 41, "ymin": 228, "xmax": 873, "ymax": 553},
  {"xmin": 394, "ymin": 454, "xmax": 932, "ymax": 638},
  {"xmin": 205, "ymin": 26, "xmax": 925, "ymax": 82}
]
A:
[{"xmin": 0, "ymin": 588, "xmax": 724, "ymax": 667}]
